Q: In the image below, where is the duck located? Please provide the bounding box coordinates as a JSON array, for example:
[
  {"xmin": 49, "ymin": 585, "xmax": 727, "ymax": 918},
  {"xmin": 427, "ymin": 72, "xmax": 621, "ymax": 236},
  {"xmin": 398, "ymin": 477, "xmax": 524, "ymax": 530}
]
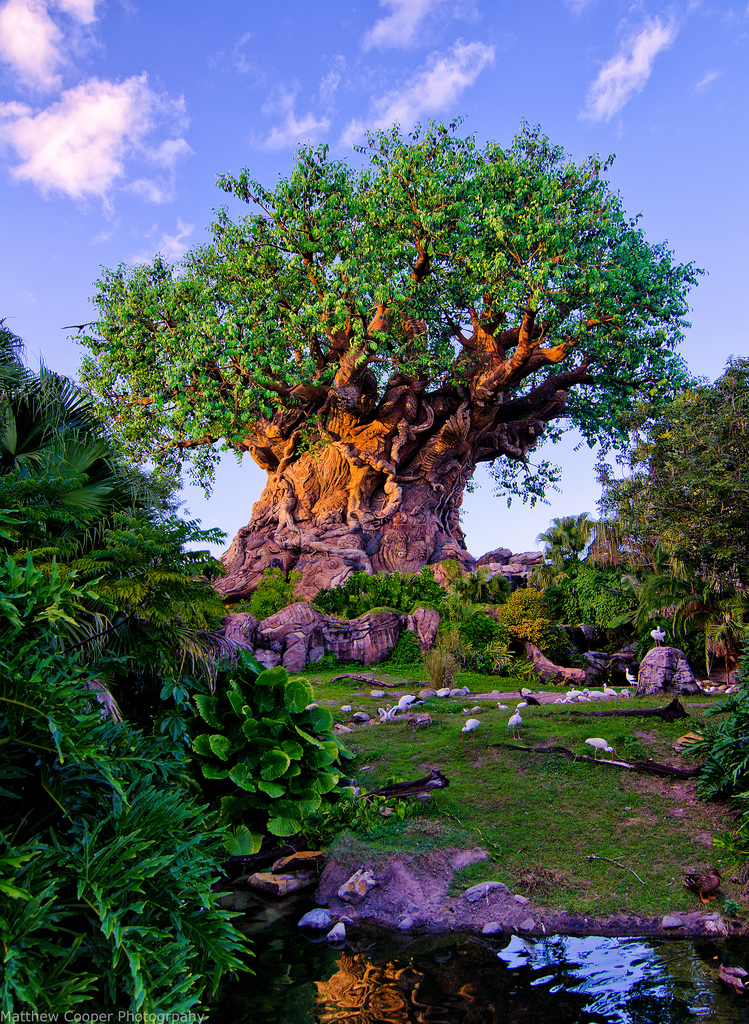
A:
[{"xmin": 683, "ymin": 867, "xmax": 721, "ymax": 902}]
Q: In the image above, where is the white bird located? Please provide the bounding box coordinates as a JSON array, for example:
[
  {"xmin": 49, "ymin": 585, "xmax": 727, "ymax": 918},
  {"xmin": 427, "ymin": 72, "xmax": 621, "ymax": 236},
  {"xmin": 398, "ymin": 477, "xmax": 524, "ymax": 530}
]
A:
[
  {"xmin": 619, "ymin": 687, "xmax": 631, "ymax": 698},
  {"xmin": 462, "ymin": 718, "xmax": 481, "ymax": 740},
  {"xmin": 496, "ymin": 703, "xmax": 509, "ymax": 711},
  {"xmin": 462, "ymin": 705, "xmax": 482, "ymax": 715},
  {"xmin": 377, "ymin": 704, "xmax": 402, "ymax": 722},
  {"xmin": 651, "ymin": 626, "xmax": 667, "ymax": 646},
  {"xmin": 578, "ymin": 695, "xmax": 593, "ymax": 702},
  {"xmin": 567, "ymin": 689, "xmax": 584, "ymax": 699},
  {"xmin": 520, "ymin": 688, "xmax": 535, "ymax": 697},
  {"xmin": 585, "ymin": 737, "xmax": 617, "ymax": 761},
  {"xmin": 508, "ymin": 711, "xmax": 522, "ymax": 739},
  {"xmin": 587, "ymin": 689, "xmax": 606, "ymax": 700},
  {"xmin": 603, "ymin": 684, "xmax": 617, "ymax": 697},
  {"xmin": 397, "ymin": 694, "xmax": 419, "ymax": 709},
  {"xmin": 625, "ymin": 667, "xmax": 637, "ymax": 686},
  {"xmin": 516, "ymin": 701, "xmax": 528, "ymax": 710}
]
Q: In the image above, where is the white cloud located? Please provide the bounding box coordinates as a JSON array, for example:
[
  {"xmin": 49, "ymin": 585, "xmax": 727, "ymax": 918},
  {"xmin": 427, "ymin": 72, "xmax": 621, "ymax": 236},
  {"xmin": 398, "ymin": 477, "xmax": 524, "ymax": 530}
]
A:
[
  {"xmin": 0, "ymin": 0, "xmax": 62, "ymax": 90},
  {"xmin": 54, "ymin": 0, "xmax": 97, "ymax": 23},
  {"xmin": 132, "ymin": 217, "xmax": 194, "ymax": 264},
  {"xmin": 363, "ymin": 0, "xmax": 447, "ymax": 50},
  {"xmin": 0, "ymin": 74, "xmax": 190, "ymax": 202},
  {"xmin": 340, "ymin": 39, "xmax": 494, "ymax": 146},
  {"xmin": 565, "ymin": 0, "xmax": 596, "ymax": 12},
  {"xmin": 259, "ymin": 89, "xmax": 330, "ymax": 151},
  {"xmin": 695, "ymin": 68, "xmax": 720, "ymax": 91},
  {"xmin": 582, "ymin": 18, "xmax": 678, "ymax": 123},
  {"xmin": 319, "ymin": 56, "xmax": 345, "ymax": 104}
]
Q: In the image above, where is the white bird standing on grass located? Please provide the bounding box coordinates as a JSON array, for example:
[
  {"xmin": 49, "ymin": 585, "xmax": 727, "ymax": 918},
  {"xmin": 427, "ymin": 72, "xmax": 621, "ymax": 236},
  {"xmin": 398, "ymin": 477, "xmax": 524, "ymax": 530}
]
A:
[
  {"xmin": 508, "ymin": 710, "xmax": 522, "ymax": 740},
  {"xmin": 496, "ymin": 703, "xmax": 509, "ymax": 711},
  {"xmin": 625, "ymin": 667, "xmax": 637, "ymax": 686},
  {"xmin": 462, "ymin": 718, "xmax": 481, "ymax": 740},
  {"xmin": 585, "ymin": 737, "xmax": 617, "ymax": 761}
]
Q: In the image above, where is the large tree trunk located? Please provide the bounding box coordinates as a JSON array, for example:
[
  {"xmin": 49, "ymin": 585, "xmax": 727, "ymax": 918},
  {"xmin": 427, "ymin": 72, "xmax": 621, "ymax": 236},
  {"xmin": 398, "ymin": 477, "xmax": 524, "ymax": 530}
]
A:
[{"xmin": 217, "ymin": 374, "xmax": 552, "ymax": 600}]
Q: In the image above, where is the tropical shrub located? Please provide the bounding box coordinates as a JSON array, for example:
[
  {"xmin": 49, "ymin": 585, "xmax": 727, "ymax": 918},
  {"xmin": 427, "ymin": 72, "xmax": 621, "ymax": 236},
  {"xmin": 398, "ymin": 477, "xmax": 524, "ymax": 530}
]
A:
[
  {"xmin": 0, "ymin": 557, "xmax": 248, "ymax": 1015},
  {"xmin": 312, "ymin": 567, "xmax": 446, "ymax": 619},
  {"xmin": 382, "ymin": 628, "xmax": 423, "ymax": 667},
  {"xmin": 191, "ymin": 650, "xmax": 354, "ymax": 849},
  {"xmin": 246, "ymin": 566, "xmax": 303, "ymax": 620},
  {"xmin": 498, "ymin": 587, "xmax": 555, "ymax": 649}
]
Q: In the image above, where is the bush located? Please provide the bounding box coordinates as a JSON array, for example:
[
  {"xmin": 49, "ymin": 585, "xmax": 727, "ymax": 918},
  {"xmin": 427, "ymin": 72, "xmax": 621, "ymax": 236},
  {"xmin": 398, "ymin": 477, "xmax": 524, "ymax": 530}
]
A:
[
  {"xmin": 383, "ymin": 628, "xmax": 423, "ymax": 668},
  {"xmin": 191, "ymin": 650, "xmax": 354, "ymax": 848},
  {"xmin": 312, "ymin": 567, "xmax": 446, "ymax": 619},
  {"xmin": 457, "ymin": 612, "xmax": 511, "ymax": 673},
  {"xmin": 0, "ymin": 559, "xmax": 247, "ymax": 1015},
  {"xmin": 247, "ymin": 567, "xmax": 302, "ymax": 620},
  {"xmin": 498, "ymin": 588, "xmax": 555, "ymax": 650},
  {"xmin": 423, "ymin": 647, "xmax": 459, "ymax": 689}
]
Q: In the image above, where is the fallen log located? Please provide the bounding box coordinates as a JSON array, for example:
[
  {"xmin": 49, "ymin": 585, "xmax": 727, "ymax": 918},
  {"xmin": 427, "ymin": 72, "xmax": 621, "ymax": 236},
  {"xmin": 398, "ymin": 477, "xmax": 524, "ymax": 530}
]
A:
[
  {"xmin": 490, "ymin": 743, "xmax": 700, "ymax": 778},
  {"xmin": 364, "ymin": 769, "xmax": 450, "ymax": 801},
  {"xmin": 562, "ymin": 697, "xmax": 690, "ymax": 722},
  {"xmin": 327, "ymin": 674, "xmax": 398, "ymax": 688}
]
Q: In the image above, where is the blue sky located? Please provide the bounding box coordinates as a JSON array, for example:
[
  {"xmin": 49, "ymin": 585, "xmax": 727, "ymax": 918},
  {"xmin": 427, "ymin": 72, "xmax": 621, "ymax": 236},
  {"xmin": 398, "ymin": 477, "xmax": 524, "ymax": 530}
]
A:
[{"xmin": 1, "ymin": 0, "xmax": 747, "ymax": 557}]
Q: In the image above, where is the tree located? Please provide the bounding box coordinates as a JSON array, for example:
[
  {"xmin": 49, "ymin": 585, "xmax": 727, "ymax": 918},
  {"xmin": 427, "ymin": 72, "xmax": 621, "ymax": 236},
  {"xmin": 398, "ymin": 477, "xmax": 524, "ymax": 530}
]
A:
[
  {"xmin": 600, "ymin": 359, "xmax": 749, "ymax": 588},
  {"xmin": 80, "ymin": 122, "xmax": 699, "ymax": 600}
]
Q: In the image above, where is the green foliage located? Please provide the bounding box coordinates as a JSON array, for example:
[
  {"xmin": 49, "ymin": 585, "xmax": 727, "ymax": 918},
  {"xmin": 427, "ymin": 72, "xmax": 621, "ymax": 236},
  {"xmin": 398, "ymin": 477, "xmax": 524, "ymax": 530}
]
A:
[
  {"xmin": 81, "ymin": 122, "xmax": 698, "ymax": 498},
  {"xmin": 456, "ymin": 612, "xmax": 511, "ymax": 673},
  {"xmin": 600, "ymin": 359, "xmax": 749, "ymax": 588},
  {"xmin": 544, "ymin": 563, "xmax": 637, "ymax": 629},
  {"xmin": 246, "ymin": 567, "xmax": 302, "ymax": 620},
  {"xmin": 301, "ymin": 791, "xmax": 413, "ymax": 848},
  {"xmin": 382, "ymin": 628, "xmax": 423, "ymax": 668},
  {"xmin": 0, "ymin": 560, "xmax": 248, "ymax": 1015},
  {"xmin": 498, "ymin": 587, "xmax": 555, "ymax": 650},
  {"xmin": 312, "ymin": 567, "xmax": 445, "ymax": 620},
  {"xmin": 191, "ymin": 651, "xmax": 353, "ymax": 843}
]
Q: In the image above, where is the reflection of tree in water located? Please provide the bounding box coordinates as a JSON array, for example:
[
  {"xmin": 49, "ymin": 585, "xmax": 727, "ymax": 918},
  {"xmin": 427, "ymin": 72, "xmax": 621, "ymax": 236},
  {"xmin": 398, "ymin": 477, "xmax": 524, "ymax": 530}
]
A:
[
  {"xmin": 316, "ymin": 939, "xmax": 609, "ymax": 1024},
  {"xmin": 213, "ymin": 920, "xmax": 749, "ymax": 1024}
]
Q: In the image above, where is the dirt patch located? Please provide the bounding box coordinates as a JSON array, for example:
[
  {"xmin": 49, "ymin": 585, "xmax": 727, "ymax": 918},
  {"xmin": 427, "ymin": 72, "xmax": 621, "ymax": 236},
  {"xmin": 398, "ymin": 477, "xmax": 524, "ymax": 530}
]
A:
[{"xmin": 314, "ymin": 849, "xmax": 748, "ymax": 939}]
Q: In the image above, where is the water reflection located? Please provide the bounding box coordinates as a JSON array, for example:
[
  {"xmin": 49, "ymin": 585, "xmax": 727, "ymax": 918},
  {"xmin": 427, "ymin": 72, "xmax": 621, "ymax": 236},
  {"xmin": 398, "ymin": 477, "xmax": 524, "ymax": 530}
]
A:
[{"xmin": 215, "ymin": 905, "xmax": 749, "ymax": 1024}]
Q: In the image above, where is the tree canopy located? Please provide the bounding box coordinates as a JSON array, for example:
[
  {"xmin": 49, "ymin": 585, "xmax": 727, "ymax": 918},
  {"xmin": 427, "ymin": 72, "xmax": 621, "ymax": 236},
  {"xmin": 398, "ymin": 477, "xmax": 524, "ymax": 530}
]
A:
[{"xmin": 80, "ymin": 121, "xmax": 699, "ymax": 496}]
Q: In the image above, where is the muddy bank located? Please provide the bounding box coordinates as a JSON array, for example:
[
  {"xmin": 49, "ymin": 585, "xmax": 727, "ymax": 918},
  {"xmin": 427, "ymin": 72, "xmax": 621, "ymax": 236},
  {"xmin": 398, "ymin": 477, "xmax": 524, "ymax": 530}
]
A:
[{"xmin": 312, "ymin": 848, "xmax": 747, "ymax": 939}]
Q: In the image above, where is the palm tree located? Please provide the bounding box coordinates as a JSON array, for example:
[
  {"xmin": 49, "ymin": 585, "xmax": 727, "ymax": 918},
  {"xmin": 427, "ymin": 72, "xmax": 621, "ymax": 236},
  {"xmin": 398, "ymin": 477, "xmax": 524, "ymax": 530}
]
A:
[{"xmin": 531, "ymin": 513, "xmax": 597, "ymax": 589}]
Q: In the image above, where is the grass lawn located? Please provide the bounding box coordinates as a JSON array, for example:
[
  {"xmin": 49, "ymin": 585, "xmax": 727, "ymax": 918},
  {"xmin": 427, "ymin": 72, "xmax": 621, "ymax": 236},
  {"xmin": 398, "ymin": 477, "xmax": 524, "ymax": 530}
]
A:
[{"xmin": 303, "ymin": 665, "xmax": 739, "ymax": 918}]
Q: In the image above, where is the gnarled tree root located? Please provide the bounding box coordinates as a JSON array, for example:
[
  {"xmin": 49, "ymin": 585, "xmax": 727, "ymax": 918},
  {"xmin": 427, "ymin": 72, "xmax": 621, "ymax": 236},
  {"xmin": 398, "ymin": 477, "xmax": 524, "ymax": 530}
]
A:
[{"xmin": 490, "ymin": 743, "xmax": 700, "ymax": 778}]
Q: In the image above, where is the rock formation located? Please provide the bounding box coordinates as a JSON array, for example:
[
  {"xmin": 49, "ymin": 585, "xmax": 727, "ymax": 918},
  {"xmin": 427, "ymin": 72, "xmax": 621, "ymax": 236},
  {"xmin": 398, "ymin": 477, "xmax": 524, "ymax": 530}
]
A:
[
  {"xmin": 222, "ymin": 603, "xmax": 440, "ymax": 673},
  {"xmin": 635, "ymin": 647, "xmax": 701, "ymax": 696}
]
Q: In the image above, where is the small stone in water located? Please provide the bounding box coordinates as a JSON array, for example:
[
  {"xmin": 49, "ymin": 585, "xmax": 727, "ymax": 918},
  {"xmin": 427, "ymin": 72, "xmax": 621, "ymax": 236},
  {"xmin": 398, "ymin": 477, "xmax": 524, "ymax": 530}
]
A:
[
  {"xmin": 327, "ymin": 922, "xmax": 346, "ymax": 942},
  {"xmin": 298, "ymin": 908, "xmax": 332, "ymax": 930}
]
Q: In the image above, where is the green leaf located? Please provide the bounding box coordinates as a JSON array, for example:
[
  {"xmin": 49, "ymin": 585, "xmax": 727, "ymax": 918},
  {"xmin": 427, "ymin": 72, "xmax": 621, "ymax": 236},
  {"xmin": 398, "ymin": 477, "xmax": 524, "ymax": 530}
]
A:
[
  {"xmin": 313, "ymin": 771, "xmax": 341, "ymax": 795},
  {"xmin": 208, "ymin": 734, "xmax": 232, "ymax": 761},
  {"xmin": 308, "ymin": 706, "xmax": 334, "ymax": 733},
  {"xmin": 255, "ymin": 666, "xmax": 288, "ymax": 689},
  {"xmin": 267, "ymin": 816, "xmax": 303, "ymax": 837},
  {"xmin": 260, "ymin": 748, "xmax": 291, "ymax": 780},
  {"xmin": 281, "ymin": 739, "xmax": 304, "ymax": 760},
  {"xmin": 257, "ymin": 780, "xmax": 285, "ymax": 798},
  {"xmin": 284, "ymin": 676, "xmax": 313, "ymax": 713},
  {"xmin": 224, "ymin": 825, "xmax": 263, "ymax": 856},
  {"xmin": 201, "ymin": 764, "xmax": 230, "ymax": 780},
  {"xmin": 228, "ymin": 763, "xmax": 257, "ymax": 791},
  {"xmin": 194, "ymin": 694, "xmax": 221, "ymax": 727}
]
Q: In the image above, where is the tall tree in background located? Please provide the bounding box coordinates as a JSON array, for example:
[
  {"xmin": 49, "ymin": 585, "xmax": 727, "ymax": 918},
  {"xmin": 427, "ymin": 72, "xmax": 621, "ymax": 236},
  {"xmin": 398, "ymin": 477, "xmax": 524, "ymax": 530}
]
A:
[{"xmin": 80, "ymin": 122, "xmax": 699, "ymax": 599}]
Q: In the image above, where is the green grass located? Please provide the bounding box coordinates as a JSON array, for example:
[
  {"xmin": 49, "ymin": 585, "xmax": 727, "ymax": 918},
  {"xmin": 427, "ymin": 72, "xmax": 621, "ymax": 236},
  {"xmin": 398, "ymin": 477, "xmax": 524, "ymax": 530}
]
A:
[{"xmin": 303, "ymin": 664, "xmax": 736, "ymax": 918}]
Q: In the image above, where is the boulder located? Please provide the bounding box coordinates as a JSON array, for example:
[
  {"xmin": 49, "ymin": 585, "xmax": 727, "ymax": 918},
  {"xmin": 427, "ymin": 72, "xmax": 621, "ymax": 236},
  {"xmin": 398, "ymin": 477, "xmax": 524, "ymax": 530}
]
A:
[
  {"xmin": 636, "ymin": 647, "xmax": 701, "ymax": 696},
  {"xmin": 221, "ymin": 612, "xmax": 259, "ymax": 648},
  {"xmin": 404, "ymin": 606, "xmax": 440, "ymax": 651},
  {"xmin": 338, "ymin": 867, "xmax": 379, "ymax": 905},
  {"xmin": 298, "ymin": 908, "xmax": 332, "ymax": 930}
]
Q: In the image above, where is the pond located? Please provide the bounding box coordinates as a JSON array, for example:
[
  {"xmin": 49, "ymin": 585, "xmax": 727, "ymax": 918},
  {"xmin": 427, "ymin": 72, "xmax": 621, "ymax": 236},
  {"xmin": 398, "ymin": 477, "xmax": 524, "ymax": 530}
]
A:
[{"xmin": 212, "ymin": 902, "xmax": 749, "ymax": 1024}]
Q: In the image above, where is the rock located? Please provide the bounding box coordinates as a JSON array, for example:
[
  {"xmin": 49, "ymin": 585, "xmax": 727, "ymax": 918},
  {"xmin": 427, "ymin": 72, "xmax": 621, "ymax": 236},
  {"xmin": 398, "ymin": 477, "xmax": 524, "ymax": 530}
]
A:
[
  {"xmin": 518, "ymin": 917, "xmax": 536, "ymax": 932},
  {"xmin": 272, "ymin": 850, "xmax": 325, "ymax": 873},
  {"xmin": 464, "ymin": 881, "xmax": 509, "ymax": 903},
  {"xmin": 326, "ymin": 922, "xmax": 346, "ymax": 943},
  {"xmin": 404, "ymin": 606, "xmax": 440, "ymax": 652},
  {"xmin": 340, "ymin": 705, "xmax": 352, "ymax": 712},
  {"xmin": 407, "ymin": 713, "xmax": 432, "ymax": 731},
  {"xmin": 482, "ymin": 921, "xmax": 503, "ymax": 934},
  {"xmin": 514, "ymin": 894, "xmax": 530, "ymax": 906},
  {"xmin": 298, "ymin": 908, "xmax": 333, "ymax": 930},
  {"xmin": 370, "ymin": 690, "xmax": 386, "ymax": 698},
  {"xmin": 221, "ymin": 612, "xmax": 259, "ymax": 648},
  {"xmin": 334, "ymin": 724, "xmax": 353, "ymax": 734},
  {"xmin": 352, "ymin": 711, "xmax": 370, "ymax": 723},
  {"xmin": 338, "ymin": 867, "xmax": 379, "ymax": 904},
  {"xmin": 419, "ymin": 688, "xmax": 437, "ymax": 698},
  {"xmin": 636, "ymin": 647, "xmax": 701, "ymax": 696},
  {"xmin": 397, "ymin": 916, "xmax": 415, "ymax": 931},
  {"xmin": 705, "ymin": 917, "xmax": 727, "ymax": 935},
  {"xmin": 476, "ymin": 547, "xmax": 513, "ymax": 566},
  {"xmin": 246, "ymin": 871, "xmax": 315, "ymax": 896},
  {"xmin": 661, "ymin": 915, "xmax": 684, "ymax": 929},
  {"xmin": 436, "ymin": 688, "xmax": 451, "ymax": 698}
]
